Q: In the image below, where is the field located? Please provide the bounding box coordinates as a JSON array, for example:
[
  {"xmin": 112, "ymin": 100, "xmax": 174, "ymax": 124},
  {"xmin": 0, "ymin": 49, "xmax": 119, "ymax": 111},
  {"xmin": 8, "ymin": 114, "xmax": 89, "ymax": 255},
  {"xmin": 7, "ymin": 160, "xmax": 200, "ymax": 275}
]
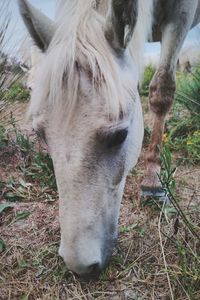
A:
[{"xmin": 0, "ymin": 64, "xmax": 200, "ymax": 300}]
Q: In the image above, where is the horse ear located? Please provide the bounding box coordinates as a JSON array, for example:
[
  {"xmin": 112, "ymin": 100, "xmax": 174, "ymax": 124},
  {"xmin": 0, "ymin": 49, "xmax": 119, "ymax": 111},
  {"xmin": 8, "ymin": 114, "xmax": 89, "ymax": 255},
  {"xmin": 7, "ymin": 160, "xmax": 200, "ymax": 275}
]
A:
[
  {"xmin": 105, "ymin": 0, "xmax": 138, "ymax": 52},
  {"xmin": 18, "ymin": 0, "xmax": 55, "ymax": 52}
]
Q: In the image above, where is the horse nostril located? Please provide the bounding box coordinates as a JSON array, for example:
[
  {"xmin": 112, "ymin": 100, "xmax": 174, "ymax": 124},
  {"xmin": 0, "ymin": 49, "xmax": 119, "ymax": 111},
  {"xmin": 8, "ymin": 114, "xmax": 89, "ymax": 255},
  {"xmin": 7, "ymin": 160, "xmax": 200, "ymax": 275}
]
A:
[{"xmin": 86, "ymin": 263, "xmax": 101, "ymax": 278}]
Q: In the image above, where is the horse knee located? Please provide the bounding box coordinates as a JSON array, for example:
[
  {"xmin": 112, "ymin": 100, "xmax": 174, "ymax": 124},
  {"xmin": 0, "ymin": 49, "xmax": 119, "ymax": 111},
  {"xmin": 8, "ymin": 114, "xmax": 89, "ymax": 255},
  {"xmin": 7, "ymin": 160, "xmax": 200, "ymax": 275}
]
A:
[{"xmin": 149, "ymin": 69, "xmax": 175, "ymax": 116}]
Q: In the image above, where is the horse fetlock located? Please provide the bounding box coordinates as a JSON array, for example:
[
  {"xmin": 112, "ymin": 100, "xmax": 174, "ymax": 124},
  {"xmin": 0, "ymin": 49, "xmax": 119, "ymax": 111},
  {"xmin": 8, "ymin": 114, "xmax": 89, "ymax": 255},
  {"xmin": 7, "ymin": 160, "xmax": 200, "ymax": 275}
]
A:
[{"xmin": 146, "ymin": 150, "xmax": 161, "ymax": 166}]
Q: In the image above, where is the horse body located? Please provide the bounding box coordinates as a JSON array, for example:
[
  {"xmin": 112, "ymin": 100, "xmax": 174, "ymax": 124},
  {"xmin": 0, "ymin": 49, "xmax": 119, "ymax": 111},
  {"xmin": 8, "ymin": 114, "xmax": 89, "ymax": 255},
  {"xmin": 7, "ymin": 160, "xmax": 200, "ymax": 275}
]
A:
[{"xmin": 18, "ymin": 0, "xmax": 200, "ymax": 277}]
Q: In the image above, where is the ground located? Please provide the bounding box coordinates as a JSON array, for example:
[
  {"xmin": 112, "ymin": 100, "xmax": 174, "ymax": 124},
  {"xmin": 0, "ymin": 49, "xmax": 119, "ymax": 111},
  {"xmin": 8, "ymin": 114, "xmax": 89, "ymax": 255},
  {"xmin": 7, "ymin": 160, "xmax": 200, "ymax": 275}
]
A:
[{"xmin": 0, "ymin": 100, "xmax": 200, "ymax": 300}]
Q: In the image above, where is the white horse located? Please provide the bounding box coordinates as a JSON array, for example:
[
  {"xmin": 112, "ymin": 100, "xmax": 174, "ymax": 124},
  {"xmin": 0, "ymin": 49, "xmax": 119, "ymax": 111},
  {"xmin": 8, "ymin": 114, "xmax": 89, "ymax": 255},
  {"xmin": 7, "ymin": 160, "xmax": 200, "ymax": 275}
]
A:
[{"xmin": 19, "ymin": 0, "xmax": 200, "ymax": 278}]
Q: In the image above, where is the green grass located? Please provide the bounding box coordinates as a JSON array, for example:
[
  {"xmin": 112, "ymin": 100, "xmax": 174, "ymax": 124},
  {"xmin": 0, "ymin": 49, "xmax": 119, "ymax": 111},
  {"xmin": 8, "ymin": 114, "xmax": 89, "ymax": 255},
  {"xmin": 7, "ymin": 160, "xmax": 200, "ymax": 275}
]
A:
[
  {"xmin": 0, "ymin": 2, "xmax": 26, "ymax": 101},
  {"xmin": 140, "ymin": 65, "xmax": 155, "ymax": 96},
  {"xmin": 162, "ymin": 66, "xmax": 200, "ymax": 164},
  {"xmin": 0, "ymin": 124, "xmax": 8, "ymax": 147},
  {"xmin": 0, "ymin": 117, "xmax": 57, "ymax": 203},
  {"xmin": 25, "ymin": 152, "xmax": 57, "ymax": 191},
  {"xmin": 3, "ymin": 82, "xmax": 30, "ymax": 102}
]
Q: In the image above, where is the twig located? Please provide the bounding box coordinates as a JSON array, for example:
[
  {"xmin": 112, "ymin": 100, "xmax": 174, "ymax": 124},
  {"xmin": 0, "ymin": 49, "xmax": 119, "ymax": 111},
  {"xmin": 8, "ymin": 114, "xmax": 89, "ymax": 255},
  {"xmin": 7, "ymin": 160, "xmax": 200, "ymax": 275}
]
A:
[{"xmin": 158, "ymin": 201, "xmax": 174, "ymax": 300}]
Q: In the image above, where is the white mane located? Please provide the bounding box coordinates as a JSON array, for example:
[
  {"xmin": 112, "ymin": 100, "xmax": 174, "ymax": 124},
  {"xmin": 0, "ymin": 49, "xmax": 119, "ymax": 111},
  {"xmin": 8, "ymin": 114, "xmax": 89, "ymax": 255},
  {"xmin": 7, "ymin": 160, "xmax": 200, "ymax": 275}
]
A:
[
  {"xmin": 129, "ymin": 0, "xmax": 154, "ymax": 79},
  {"xmin": 29, "ymin": 0, "xmax": 153, "ymax": 122}
]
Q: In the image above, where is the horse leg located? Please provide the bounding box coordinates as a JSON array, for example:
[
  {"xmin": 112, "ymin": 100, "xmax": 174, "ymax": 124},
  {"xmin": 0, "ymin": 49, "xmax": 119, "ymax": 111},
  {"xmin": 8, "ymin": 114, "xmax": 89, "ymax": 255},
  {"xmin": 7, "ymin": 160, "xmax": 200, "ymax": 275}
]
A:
[{"xmin": 141, "ymin": 0, "xmax": 198, "ymax": 195}]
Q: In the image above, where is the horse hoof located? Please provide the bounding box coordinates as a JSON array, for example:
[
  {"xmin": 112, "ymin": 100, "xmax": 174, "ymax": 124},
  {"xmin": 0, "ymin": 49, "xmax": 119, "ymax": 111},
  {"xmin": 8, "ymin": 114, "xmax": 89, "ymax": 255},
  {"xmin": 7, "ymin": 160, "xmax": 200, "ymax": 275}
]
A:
[
  {"xmin": 140, "ymin": 172, "xmax": 162, "ymax": 194},
  {"xmin": 140, "ymin": 185, "xmax": 164, "ymax": 197},
  {"xmin": 140, "ymin": 185, "xmax": 170, "ymax": 204},
  {"xmin": 140, "ymin": 173, "xmax": 170, "ymax": 203}
]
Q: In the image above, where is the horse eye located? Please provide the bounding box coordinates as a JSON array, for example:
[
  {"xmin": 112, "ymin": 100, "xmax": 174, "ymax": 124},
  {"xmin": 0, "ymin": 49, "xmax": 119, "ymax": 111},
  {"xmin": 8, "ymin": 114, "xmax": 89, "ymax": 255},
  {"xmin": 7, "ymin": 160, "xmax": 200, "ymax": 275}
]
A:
[{"xmin": 103, "ymin": 128, "xmax": 128, "ymax": 148}]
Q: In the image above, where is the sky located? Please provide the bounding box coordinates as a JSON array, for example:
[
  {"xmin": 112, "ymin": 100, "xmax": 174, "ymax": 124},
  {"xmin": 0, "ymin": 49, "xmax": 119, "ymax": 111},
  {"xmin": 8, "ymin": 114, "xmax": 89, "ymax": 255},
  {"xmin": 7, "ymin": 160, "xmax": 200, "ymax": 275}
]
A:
[
  {"xmin": 1, "ymin": 0, "xmax": 200, "ymax": 60},
  {"xmin": 0, "ymin": 0, "xmax": 55, "ymax": 58}
]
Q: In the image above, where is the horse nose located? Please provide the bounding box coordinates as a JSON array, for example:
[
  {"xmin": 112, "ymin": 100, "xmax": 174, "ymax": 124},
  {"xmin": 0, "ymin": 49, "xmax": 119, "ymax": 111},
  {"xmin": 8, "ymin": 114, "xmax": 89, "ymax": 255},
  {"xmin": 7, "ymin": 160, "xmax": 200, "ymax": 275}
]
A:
[
  {"xmin": 83, "ymin": 262, "xmax": 102, "ymax": 278},
  {"xmin": 73, "ymin": 261, "xmax": 102, "ymax": 278}
]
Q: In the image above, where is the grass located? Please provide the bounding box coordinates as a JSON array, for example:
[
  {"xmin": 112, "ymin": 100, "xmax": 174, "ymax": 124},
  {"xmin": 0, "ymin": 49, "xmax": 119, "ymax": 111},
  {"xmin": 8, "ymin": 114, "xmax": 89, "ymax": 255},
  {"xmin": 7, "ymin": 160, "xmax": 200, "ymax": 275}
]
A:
[
  {"xmin": 160, "ymin": 146, "xmax": 200, "ymax": 299},
  {"xmin": 0, "ymin": 2, "xmax": 26, "ymax": 103},
  {"xmin": 140, "ymin": 65, "xmax": 155, "ymax": 97},
  {"xmin": 164, "ymin": 66, "xmax": 200, "ymax": 164},
  {"xmin": 0, "ymin": 119, "xmax": 57, "ymax": 201},
  {"xmin": 3, "ymin": 81, "xmax": 30, "ymax": 102}
]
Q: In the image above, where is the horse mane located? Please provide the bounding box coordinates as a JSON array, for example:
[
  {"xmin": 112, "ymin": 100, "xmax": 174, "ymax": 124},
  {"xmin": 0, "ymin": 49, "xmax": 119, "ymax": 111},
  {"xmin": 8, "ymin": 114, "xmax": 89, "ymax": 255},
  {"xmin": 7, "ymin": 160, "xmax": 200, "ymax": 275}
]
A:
[{"xmin": 29, "ymin": 0, "xmax": 153, "ymax": 122}]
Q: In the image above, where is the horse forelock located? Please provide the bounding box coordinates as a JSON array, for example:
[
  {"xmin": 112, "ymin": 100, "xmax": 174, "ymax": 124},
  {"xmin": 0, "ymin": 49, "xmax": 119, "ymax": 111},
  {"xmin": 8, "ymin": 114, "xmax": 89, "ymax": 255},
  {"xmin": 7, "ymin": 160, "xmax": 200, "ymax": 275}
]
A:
[{"xmin": 29, "ymin": 0, "xmax": 152, "ymax": 123}]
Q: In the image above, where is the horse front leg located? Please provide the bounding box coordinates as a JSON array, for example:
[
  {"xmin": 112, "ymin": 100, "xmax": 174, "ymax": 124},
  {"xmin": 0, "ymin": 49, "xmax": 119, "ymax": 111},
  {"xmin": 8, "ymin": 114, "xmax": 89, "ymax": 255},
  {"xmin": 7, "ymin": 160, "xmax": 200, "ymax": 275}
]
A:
[
  {"xmin": 141, "ymin": 0, "xmax": 198, "ymax": 195},
  {"xmin": 141, "ymin": 67, "xmax": 175, "ymax": 194}
]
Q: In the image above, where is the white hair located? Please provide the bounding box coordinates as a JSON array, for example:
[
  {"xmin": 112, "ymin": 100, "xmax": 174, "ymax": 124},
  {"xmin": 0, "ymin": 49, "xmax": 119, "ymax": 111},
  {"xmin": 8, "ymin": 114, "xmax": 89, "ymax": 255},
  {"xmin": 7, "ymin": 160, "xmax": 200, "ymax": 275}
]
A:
[
  {"xmin": 129, "ymin": 0, "xmax": 154, "ymax": 80},
  {"xmin": 28, "ymin": 0, "xmax": 153, "ymax": 122}
]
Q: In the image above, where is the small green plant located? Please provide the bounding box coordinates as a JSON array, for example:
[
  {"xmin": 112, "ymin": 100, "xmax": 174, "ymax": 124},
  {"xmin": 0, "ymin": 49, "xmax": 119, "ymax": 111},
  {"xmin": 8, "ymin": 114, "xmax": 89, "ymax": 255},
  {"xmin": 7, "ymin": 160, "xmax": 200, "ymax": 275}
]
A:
[
  {"xmin": 16, "ymin": 132, "xmax": 34, "ymax": 155},
  {"xmin": 161, "ymin": 146, "xmax": 177, "ymax": 194},
  {"xmin": 3, "ymin": 177, "xmax": 32, "ymax": 202},
  {"xmin": 143, "ymin": 126, "xmax": 152, "ymax": 147},
  {"xmin": 159, "ymin": 146, "xmax": 200, "ymax": 298},
  {"xmin": 176, "ymin": 66, "xmax": 200, "ymax": 114},
  {"xmin": 164, "ymin": 65, "xmax": 200, "ymax": 164},
  {"xmin": 9, "ymin": 211, "xmax": 31, "ymax": 225},
  {"xmin": 0, "ymin": 238, "xmax": 6, "ymax": 253},
  {"xmin": 0, "ymin": 116, "xmax": 57, "ymax": 195},
  {"xmin": 0, "ymin": 203, "xmax": 13, "ymax": 214},
  {"xmin": 0, "ymin": 124, "xmax": 8, "ymax": 147},
  {"xmin": 3, "ymin": 82, "xmax": 30, "ymax": 102},
  {"xmin": 13, "ymin": 129, "xmax": 56, "ymax": 191},
  {"xmin": 0, "ymin": 2, "xmax": 23, "ymax": 96},
  {"xmin": 26, "ymin": 152, "xmax": 57, "ymax": 190},
  {"xmin": 161, "ymin": 146, "xmax": 198, "ymax": 234},
  {"xmin": 140, "ymin": 65, "xmax": 155, "ymax": 96},
  {"xmin": 186, "ymin": 130, "xmax": 200, "ymax": 162}
]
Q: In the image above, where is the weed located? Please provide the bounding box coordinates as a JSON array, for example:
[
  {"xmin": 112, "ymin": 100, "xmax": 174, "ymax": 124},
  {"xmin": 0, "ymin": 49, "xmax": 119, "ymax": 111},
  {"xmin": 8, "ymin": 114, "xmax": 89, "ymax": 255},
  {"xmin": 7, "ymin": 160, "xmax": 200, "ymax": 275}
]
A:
[
  {"xmin": 3, "ymin": 177, "xmax": 31, "ymax": 202},
  {"xmin": 0, "ymin": 124, "xmax": 8, "ymax": 147},
  {"xmin": 3, "ymin": 82, "xmax": 30, "ymax": 102},
  {"xmin": 140, "ymin": 65, "xmax": 155, "ymax": 96},
  {"xmin": 53, "ymin": 263, "xmax": 69, "ymax": 283},
  {"xmin": 120, "ymin": 223, "xmax": 145, "ymax": 237},
  {"xmin": 176, "ymin": 67, "xmax": 200, "ymax": 114},
  {"xmin": 165, "ymin": 66, "xmax": 200, "ymax": 163},
  {"xmin": 0, "ymin": 203, "xmax": 13, "ymax": 214},
  {"xmin": 161, "ymin": 146, "xmax": 177, "ymax": 194},
  {"xmin": 0, "ymin": 238, "xmax": 6, "ymax": 252},
  {"xmin": 16, "ymin": 131, "xmax": 34, "ymax": 155},
  {"xmin": 10, "ymin": 123, "xmax": 56, "ymax": 190},
  {"xmin": 0, "ymin": 2, "xmax": 23, "ymax": 96},
  {"xmin": 26, "ymin": 152, "xmax": 57, "ymax": 190},
  {"xmin": 143, "ymin": 126, "xmax": 151, "ymax": 147},
  {"xmin": 10, "ymin": 211, "xmax": 31, "ymax": 225},
  {"xmin": 0, "ymin": 117, "xmax": 57, "ymax": 201},
  {"xmin": 186, "ymin": 130, "xmax": 200, "ymax": 162},
  {"xmin": 161, "ymin": 146, "xmax": 199, "ymax": 237},
  {"xmin": 158, "ymin": 145, "xmax": 200, "ymax": 298}
]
